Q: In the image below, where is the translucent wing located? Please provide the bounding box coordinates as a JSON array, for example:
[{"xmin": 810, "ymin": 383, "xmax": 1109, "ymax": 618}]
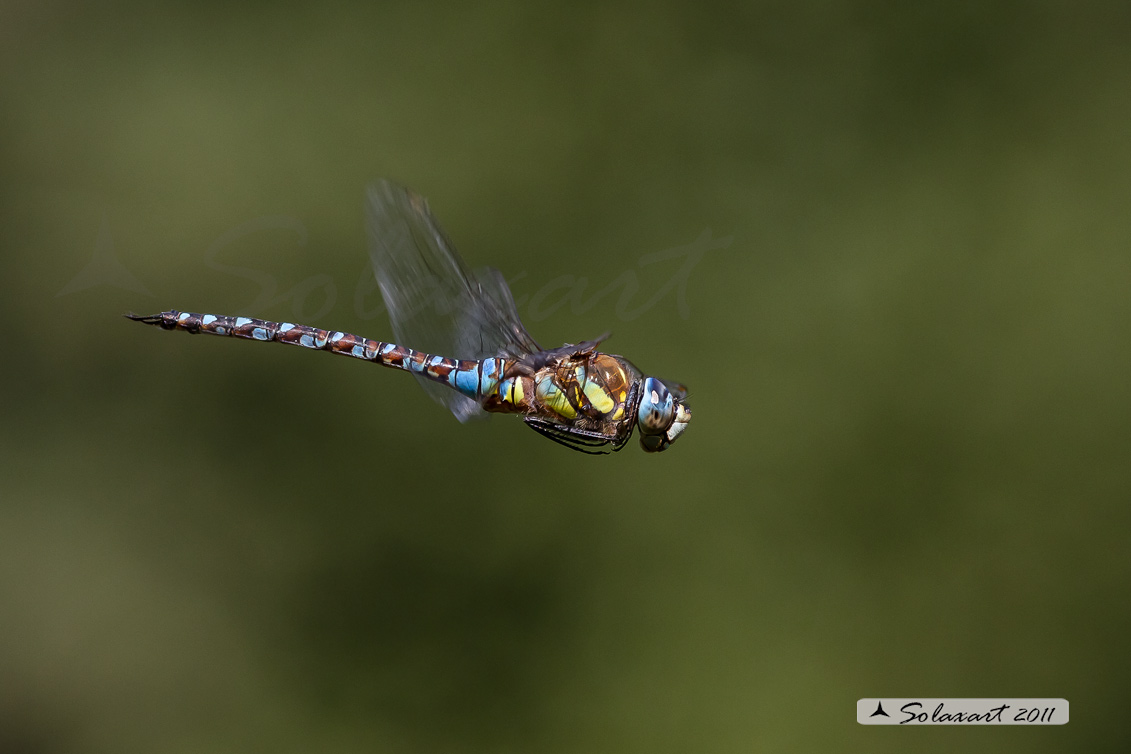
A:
[
  {"xmin": 367, "ymin": 180, "xmax": 541, "ymax": 422},
  {"xmin": 660, "ymin": 379, "xmax": 688, "ymax": 401}
]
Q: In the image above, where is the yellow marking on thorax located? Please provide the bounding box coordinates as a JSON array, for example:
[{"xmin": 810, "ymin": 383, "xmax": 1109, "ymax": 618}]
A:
[
  {"xmin": 536, "ymin": 375, "xmax": 577, "ymax": 419},
  {"xmin": 582, "ymin": 377, "xmax": 616, "ymax": 414}
]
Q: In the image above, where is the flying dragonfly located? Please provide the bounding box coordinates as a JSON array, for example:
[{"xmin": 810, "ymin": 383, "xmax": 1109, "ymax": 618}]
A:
[{"xmin": 128, "ymin": 180, "xmax": 691, "ymax": 453}]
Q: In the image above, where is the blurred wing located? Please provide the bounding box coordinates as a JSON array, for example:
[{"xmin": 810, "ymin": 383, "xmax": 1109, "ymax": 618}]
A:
[
  {"xmin": 367, "ymin": 180, "xmax": 541, "ymax": 422},
  {"xmin": 659, "ymin": 379, "xmax": 688, "ymax": 401}
]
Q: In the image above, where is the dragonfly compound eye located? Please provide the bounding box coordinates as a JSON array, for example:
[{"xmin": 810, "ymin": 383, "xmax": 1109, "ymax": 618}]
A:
[
  {"xmin": 638, "ymin": 383, "xmax": 691, "ymax": 453},
  {"xmin": 637, "ymin": 377, "xmax": 675, "ymax": 435},
  {"xmin": 640, "ymin": 433, "xmax": 668, "ymax": 452}
]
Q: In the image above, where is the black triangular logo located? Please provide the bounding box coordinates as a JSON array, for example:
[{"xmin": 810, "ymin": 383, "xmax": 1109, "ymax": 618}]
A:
[{"xmin": 870, "ymin": 701, "xmax": 890, "ymax": 718}]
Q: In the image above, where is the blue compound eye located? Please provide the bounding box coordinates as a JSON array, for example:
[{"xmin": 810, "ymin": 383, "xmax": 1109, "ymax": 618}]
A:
[{"xmin": 637, "ymin": 377, "xmax": 675, "ymax": 435}]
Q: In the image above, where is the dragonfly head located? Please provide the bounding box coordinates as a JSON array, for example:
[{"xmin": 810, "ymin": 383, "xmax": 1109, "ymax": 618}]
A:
[{"xmin": 637, "ymin": 377, "xmax": 691, "ymax": 452}]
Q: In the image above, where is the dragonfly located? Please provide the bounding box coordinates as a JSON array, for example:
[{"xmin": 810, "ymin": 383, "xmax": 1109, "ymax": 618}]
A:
[{"xmin": 128, "ymin": 180, "xmax": 691, "ymax": 453}]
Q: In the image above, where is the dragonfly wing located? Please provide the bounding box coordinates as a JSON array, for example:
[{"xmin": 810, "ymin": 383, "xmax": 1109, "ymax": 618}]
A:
[
  {"xmin": 659, "ymin": 379, "xmax": 688, "ymax": 401},
  {"xmin": 468, "ymin": 266, "xmax": 542, "ymax": 359},
  {"xmin": 366, "ymin": 180, "xmax": 540, "ymax": 422}
]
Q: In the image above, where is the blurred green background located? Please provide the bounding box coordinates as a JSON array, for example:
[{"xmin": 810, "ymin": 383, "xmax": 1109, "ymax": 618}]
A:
[{"xmin": 2, "ymin": 1, "xmax": 1128, "ymax": 752}]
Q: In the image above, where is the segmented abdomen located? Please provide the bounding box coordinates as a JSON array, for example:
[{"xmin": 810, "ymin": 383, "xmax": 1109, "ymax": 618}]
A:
[{"xmin": 128, "ymin": 310, "xmax": 502, "ymax": 402}]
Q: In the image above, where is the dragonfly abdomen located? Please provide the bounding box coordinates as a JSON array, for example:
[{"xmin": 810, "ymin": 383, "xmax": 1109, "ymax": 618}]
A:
[{"xmin": 126, "ymin": 310, "xmax": 497, "ymax": 401}]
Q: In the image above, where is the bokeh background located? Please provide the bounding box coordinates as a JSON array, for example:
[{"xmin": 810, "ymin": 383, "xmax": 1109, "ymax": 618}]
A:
[{"xmin": 2, "ymin": 2, "xmax": 1128, "ymax": 752}]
